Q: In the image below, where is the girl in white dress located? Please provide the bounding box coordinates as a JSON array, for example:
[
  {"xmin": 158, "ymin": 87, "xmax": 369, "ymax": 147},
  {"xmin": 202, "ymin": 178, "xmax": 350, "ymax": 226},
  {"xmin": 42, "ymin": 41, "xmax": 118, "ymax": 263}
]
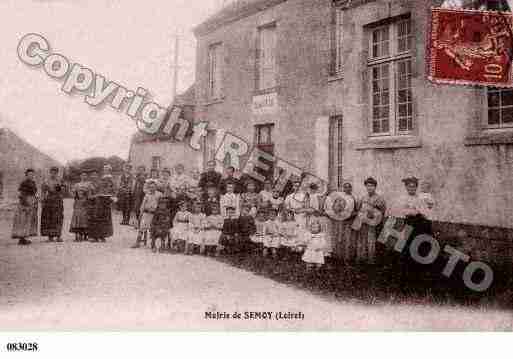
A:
[
  {"xmin": 186, "ymin": 201, "xmax": 206, "ymax": 255},
  {"xmin": 281, "ymin": 211, "xmax": 301, "ymax": 250},
  {"xmin": 302, "ymin": 219, "xmax": 328, "ymax": 270},
  {"xmin": 131, "ymin": 181, "xmax": 162, "ymax": 249},
  {"xmin": 203, "ymin": 204, "xmax": 224, "ymax": 255},
  {"xmin": 170, "ymin": 201, "xmax": 190, "ymax": 252}
]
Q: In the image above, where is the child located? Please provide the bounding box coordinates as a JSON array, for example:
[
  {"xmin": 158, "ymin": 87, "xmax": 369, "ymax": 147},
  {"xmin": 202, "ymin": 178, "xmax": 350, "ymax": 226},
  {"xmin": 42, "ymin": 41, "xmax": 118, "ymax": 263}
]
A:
[
  {"xmin": 259, "ymin": 179, "xmax": 273, "ymax": 206},
  {"xmin": 302, "ymin": 219, "xmax": 328, "ymax": 270},
  {"xmin": 170, "ymin": 200, "xmax": 190, "ymax": 252},
  {"xmin": 238, "ymin": 205, "xmax": 256, "ymax": 254},
  {"xmin": 280, "ymin": 210, "xmax": 300, "ymax": 249},
  {"xmin": 186, "ymin": 201, "xmax": 206, "ymax": 255},
  {"xmin": 269, "ymin": 189, "xmax": 284, "ymax": 213},
  {"xmin": 150, "ymin": 197, "xmax": 172, "ymax": 253},
  {"xmin": 263, "ymin": 208, "xmax": 281, "ymax": 259},
  {"xmin": 219, "ymin": 206, "xmax": 239, "ymax": 255},
  {"xmin": 220, "ymin": 182, "xmax": 240, "ymax": 218},
  {"xmin": 241, "ymin": 180, "xmax": 260, "ymax": 217},
  {"xmin": 250, "ymin": 209, "xmax": 267, "ymax": 251},
  {"xmin": 131, "ymin": 181, "xmax": 162, "ymax": 249},
  {"xmin": 202, "ymin": 182, "xmax": 220, "ymax": 216},
  {"xmin": 419, "ymin": 181, "xmax": 435, "ymax": 220},
  {"xmin": 202, "ymin": 203, "xmax": 224, "ymax": 255}
]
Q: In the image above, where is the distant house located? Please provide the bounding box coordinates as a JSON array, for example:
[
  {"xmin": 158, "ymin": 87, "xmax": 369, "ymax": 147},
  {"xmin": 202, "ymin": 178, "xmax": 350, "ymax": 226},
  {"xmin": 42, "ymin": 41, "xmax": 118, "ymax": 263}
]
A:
[
  {"xmin": 0, "ymin": 128, "xmax": 62, "ymax": 204},
  {"xmin": 128, "ymin": 85, "xmax": 203, "ymax": 175}
]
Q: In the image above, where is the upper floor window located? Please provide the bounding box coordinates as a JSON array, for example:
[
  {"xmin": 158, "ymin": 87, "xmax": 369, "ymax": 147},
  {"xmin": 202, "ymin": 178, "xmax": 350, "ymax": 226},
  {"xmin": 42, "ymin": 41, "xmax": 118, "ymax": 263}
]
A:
[
  {"xmin": 257, "ymin": 24, "xmax": 277, "ymax": 91},
  {"xmin": 208, "ymin": 42, "xmax": 223, "ymax": 100},
  {"xmin": 330, "ymin": 7, "xmax": 344, "ymax": 77},
  {"xmin": 368, "ymin": 17, "xmax": 414, "ymax": 136},
  {"xmin": 255, "ymin": 124, "xmax": 274, "ymax": 145},
  {"xmin": 487, "ymin": 87, "xmax": 513, "ymax": 128}
]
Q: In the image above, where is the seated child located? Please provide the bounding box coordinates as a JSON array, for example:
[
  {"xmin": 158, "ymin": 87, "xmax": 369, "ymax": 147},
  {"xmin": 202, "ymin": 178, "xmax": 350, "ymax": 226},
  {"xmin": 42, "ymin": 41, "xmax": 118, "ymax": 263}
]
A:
[
  {"xmin": 263, "ymin": 208, "xmax": 281, "ymax": 258},
  {"xmin": 150, "ymin": 197, "xmax": 172, "ymax": 253},
  {"xmin": 250, "ymin": 209, "xmax": 267, "ymax": 250},
  {"xmin": 240, "ymin": 180, "xmax": 260, "ymax": 217},
  {"xmin": 170, "ymin": 200, "xmax": 190, "ymax": 252},
  {"xmin": 302, "ymin": 219, "xmax": 328, "ymax": 270},
  {"xmin": 202, "ymin": 203, "xmax": 223, "ymax": 255},
  {"xmin": 131, "ymin": 180, "xmax": 162, "ymax": 249},
  {"xmin": 280, "ymin": 210, "xmax": 300, "ymax": 249},
  {"xmin": 219, "ymin": 206, "xmax": 239, "ymax": 255},
  {"xmin": 186, "ymin": 201, "xmax": 206, "ymax": 255},
  {"xmin": 238, "ymin": 205, "xmax": 256, "ymax": 253}
]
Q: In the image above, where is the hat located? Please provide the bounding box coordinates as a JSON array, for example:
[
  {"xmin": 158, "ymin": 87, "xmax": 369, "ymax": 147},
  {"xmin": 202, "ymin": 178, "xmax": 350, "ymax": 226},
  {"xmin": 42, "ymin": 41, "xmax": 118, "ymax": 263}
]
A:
[
  {"xmin": 50, "ymin": 166, "xmax": 59, "ymax": 172},
  {"xmin": 402, "ymin": 176, "xmax": 419, "ymax": 186},
  {"xmin": 364, "ymin": 177, "xmax": 377, "ymax": 186},
  {"xmin": 225, "ymin": 206, "xmax": 236, "ymax": 211}
]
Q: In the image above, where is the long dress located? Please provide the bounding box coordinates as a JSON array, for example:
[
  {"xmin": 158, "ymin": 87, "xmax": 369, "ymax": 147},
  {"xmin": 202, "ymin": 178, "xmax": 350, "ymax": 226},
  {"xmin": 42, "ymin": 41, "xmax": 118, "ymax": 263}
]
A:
[
  {"xmin": 40, "ymin": 178, "xmax": 64, "ymax": 238},
  {"xmin": 302, "ymin": 232, "xmax": 328, "ymax": 265},
  {"xmin": 354, "ymin": 193, "xmax": 387, "ymax": 264},
  {"xmin": 70, "ymin": 182, "xmax": 90, "ymax": 234},
  {"xmin": 88, "ymin": 175, "xmax": 115, "ymax": 239},
  {"xmin": 117, "ymin": 173, "xmax": 134, "ymax": 223},
  {"xmin": 132, "ymin": 173, "xmax": 147, "ymax": 218},
  {"xmin": 11, "ymin": 178, "xmax": 38, "ymax": 239}
]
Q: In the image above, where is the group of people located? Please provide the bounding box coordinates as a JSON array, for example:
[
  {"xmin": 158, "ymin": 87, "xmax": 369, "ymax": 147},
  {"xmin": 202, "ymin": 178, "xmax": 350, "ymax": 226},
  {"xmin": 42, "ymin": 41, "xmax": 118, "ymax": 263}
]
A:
[
  {"xmin": 11, "ymin": 165, "xmax": 116, "ymax": 245},
  {"xmin": 123, "ymin": 160, "xmax": 436, "ymax": 271},
  {"xmin": 12, "ymin": 167, "xmax": 65, "ymax": 245},
  {"xmin": 12, "ymin": 159, "xmax": 436, "ymax": 273}
]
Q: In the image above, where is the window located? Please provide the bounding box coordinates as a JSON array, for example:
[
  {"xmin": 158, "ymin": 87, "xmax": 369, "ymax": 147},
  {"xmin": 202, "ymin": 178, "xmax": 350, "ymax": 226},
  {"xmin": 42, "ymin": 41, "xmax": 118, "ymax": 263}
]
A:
[
  {"xmin": 330, "ymin": 7, "xmax": 344, "ymax": 76},
  {"xmin": 151, "ymin": 156, "xmax": 161, "ymax": 170},
  {"xmin": 329, "ymin": 116, "xmax": 343, "ymax": 189},
  {"xmin": 257, "ymin": 24, "xmax": 277, "ymax": 91},
  {"xmin": 208, "ymin": 42, "xmax": 223, "ymax": 100},
  {"xmin": 487, "ymin": 87, "xmax": 513, "ymax": 128},
  {"xmin": 255, "ymin": 124, "xmax": 274, "ymax": 145},
  {"xmin": 368, "ymin": 17, "xmax": 414, "ymax": 136},
  {"xmin": 0, "ymin": 171, "xmax": 3, "ymax": 199}
]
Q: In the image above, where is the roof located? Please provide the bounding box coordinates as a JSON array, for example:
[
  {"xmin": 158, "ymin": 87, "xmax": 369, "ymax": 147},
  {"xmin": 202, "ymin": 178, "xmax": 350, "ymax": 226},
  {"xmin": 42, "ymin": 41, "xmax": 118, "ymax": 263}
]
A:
[{"xmin": 193, "ymin": 0, "xmax": 287, "ymax": 37}]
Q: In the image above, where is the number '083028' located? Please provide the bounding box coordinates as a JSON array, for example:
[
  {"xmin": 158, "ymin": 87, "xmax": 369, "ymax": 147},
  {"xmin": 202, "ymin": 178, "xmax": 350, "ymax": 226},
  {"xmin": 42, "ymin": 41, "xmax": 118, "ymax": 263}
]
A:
[{"xmin": 6, "ymin": 342, "xmax": 39, "ymax": 351}]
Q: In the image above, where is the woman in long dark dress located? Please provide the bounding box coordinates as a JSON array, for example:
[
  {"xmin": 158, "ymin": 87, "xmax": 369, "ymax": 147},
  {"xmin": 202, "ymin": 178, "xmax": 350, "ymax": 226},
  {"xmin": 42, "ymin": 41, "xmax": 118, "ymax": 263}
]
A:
[
  {"xmin": 88, "ymin": 165, "xmax": 115, "ymax": 242},
  {"xmin": 12, "ymin": 169, "xmax": 39, "ymax": 245},
  {"xmin": 40, "ymin": 167, "xmax": 64, "ymax": 242},
  {"xmin": 70, "ymin": 172, "xmax": 91, "ymax": 241}
]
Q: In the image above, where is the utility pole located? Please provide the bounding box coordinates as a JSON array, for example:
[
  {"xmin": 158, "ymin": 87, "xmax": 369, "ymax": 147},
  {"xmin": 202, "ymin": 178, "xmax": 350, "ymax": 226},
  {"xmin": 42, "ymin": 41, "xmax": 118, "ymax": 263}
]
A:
[{"xmin": 172, "ymin": 34, "xmax": 180, "ymax": 101}]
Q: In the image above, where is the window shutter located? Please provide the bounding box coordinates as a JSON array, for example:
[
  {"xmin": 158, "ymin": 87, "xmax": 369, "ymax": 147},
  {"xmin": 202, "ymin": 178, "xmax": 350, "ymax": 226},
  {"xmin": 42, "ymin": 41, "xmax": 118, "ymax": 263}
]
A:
[{"xmin": 410, "ymin": 17, "xmax": 420, "ymax": 79}]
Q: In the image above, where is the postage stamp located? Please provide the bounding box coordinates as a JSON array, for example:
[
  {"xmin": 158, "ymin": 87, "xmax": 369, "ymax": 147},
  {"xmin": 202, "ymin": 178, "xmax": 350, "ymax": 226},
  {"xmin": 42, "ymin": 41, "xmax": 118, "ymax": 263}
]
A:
[{"xmin": 428, "ymin": 7, "xmax": 513, "ymax": 87}]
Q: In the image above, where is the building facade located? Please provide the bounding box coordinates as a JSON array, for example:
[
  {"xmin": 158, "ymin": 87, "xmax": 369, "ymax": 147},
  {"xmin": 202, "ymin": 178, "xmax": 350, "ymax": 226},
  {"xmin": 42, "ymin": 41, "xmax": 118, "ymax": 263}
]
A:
[{"xmin": 192, "ymin": 0, "xmax": 513, "ymax": 264}]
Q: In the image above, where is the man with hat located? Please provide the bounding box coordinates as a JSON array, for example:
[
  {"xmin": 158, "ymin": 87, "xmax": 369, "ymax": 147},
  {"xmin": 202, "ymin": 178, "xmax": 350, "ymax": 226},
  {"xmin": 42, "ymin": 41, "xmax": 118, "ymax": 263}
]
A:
[{"xmin": 117, "ymin": 163, "xmax": 134, "ymax": 225}]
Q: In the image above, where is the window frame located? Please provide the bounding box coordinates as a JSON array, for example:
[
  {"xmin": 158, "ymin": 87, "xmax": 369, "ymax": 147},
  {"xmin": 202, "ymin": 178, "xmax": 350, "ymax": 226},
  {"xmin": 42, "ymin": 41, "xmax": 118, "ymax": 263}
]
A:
[
  {"xmin": 330, "ymin": 6, "xmax": 345, "ymax": 78},
  {"xmin": 255, "ymin": 123, "xmax": 274, "ymax": 146},
  {"xmin": 207, "ymin": 42, "xmax": 223, "ymax": 101},
  {"xmin": 256, "ymin": 22, "xmax": 278, "ymax": 92},
  {"xmin": 485, "ymin": 87, "xmax": 513, "ymax": 129},
  {"xmin": 328, "ymin": 115, "xmax": 343, "ymax": 190},
  {"xmin": 151, "ymin": 156, "xmax": 161, "ymax": 170},
  {"xmin": 367, "ymin": 17, "xmax": 414, "ymax": 138}
]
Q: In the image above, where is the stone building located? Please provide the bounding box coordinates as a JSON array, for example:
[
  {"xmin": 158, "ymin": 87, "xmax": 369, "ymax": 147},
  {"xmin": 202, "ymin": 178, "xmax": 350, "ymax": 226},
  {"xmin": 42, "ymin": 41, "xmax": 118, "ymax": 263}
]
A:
[
  {"xmin": 192, "ymin": 0, "xmax": 513, "ymax": 264},
  {"xmin": 128, "ymin": 85, "xmax": 202, "ymax": 175},
  {"xmin": 0, "ymin": 127, "xmax": 62, "ymax": 204}
]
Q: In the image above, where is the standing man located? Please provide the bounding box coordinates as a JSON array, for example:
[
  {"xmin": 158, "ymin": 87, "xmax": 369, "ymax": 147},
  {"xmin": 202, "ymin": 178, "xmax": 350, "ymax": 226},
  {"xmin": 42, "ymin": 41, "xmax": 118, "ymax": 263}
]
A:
[
  {"xmin": 199, "ymin": 160, "xmax": 222, "ymax": 192},
  {"xmin": 132, "ymin": 165, "xmax": 148, "ymax": 225},
  {"xmin": 117, "ymin": 163, "xmax": 134, "ymax": 225}
]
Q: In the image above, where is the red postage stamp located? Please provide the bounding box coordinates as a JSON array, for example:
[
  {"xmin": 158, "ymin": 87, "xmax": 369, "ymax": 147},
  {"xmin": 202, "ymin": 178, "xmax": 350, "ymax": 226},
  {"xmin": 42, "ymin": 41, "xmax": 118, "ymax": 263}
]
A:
[{"xmin": 428, "ymin": 7, "xmax": 513, "ymax": 87}]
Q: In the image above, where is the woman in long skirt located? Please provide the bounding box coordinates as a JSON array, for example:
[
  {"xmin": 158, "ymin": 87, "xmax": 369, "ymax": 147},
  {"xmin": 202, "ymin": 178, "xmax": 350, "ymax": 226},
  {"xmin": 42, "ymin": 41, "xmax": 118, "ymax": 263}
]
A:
[
  {"xmin": 70, "ymin": 172, "xmax": 91, "ymax": 241},
  {"xmin": 12, "ymin": 168, "xmax": 38, "ymax": 245},
  {"xmin": 88, "ymin": 166, "xmax": 115, "ymax": 242},
  {"xmin": 40, "ymin": 167, "xmax": 64, "ymax": 242}
]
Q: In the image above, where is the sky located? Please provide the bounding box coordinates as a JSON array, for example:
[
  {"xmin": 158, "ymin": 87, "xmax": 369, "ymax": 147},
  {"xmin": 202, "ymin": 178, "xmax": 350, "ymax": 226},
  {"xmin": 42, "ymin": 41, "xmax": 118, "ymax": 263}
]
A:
[{"xmin": 0, "ymin": 0, "xmax": 227, "ymax": 164}]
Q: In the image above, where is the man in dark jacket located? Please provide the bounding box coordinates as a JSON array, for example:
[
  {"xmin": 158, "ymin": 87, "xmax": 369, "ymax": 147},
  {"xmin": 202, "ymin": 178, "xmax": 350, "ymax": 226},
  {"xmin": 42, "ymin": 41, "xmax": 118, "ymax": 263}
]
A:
[{"xmin": 199, "ymin": 160, "xmax": 222, "ymax": 192}]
